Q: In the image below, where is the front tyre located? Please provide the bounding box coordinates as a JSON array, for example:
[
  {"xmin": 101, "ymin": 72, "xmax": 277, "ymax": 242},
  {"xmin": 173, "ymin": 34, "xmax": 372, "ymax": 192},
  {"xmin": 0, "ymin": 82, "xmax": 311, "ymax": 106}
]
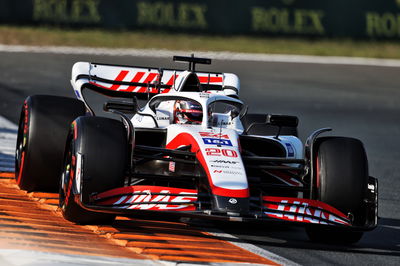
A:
[
  {"xmin": 306, "ymin": 137, "xmax": 369, "ymax": 244},
  {"xmin": 59, "ymin": 116, "xmax": 128, "ymax": 224}
]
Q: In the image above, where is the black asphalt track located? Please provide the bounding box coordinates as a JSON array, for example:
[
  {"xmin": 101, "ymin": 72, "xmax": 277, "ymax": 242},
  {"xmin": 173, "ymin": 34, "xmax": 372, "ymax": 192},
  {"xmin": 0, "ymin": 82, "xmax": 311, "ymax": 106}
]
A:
[{"xmin": 0, "ymin": 52, "xmax": 399, "ymax": 265}]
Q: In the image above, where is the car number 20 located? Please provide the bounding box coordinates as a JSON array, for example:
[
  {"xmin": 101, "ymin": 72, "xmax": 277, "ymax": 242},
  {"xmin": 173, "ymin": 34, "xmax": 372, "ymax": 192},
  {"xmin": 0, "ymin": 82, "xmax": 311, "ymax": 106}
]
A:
[{"xmin": 205, "ymin": 148, "xmax": 238, "ymax": 157}]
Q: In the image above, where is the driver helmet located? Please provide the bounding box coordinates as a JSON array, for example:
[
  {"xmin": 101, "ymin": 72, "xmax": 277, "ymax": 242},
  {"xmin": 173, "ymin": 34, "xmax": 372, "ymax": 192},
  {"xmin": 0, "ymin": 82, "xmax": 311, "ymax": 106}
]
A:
[{"xmin": 173, "ymin": 100, "xmax": 203, "ymax": 124}]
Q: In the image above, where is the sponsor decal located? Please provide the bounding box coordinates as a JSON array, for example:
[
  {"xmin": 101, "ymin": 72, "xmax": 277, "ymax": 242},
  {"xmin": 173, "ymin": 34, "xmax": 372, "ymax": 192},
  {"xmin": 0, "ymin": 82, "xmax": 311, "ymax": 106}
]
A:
[
  {"xmin": 168, "ymin": 161, "xmax": 175, "ymax": 172},
  {"xmin": 33, "ymin": 0, "xmax": 101, "ymax": 24},
  {"xmin": 366, "ymin": 12, "xmax": 400, "ymax": 38},
  {"xmin": 210, "ymin": 160, "xmax": 238, "ymax": 164},
  {"xmin": 213, "ymin": 169, "xmax": 243, "ymax": 175},
  {"xmin": 252, "ymin": 7, "xmax": 325, "ymax": 35},
  {"xmin": 199, "ymin": 92, "xmax": 210, "ymax": 98},
  {"xmin": 210, "ymin": 164, "xmax": 242, "ymax": 170},
  {"xmin": 127, "ymin": 190, "xmax": 197, "ymax": 210},
  {"xmin": 199, "ymin": 132, "xmax": 229, "ymax": 139},
  {"xmin": 229, "ymin": 198, "xmax": 238, "ymax": 204},
  {"xmin": 285, "ymin": 143, "xmax": 295, "ymax": 157},
  {"xmin": 156, "ymin": 116, "xmax": 170, "ymax": 120},
  {"xmin": 99, "ymin": 188, "xmax": 197, "ymax": 211},
  {"xmin": 214, "ymin": 121, "xmax": 232, "ymax": 126},
  {"xmin": 137, "ymin": 2, "xmax": 208, "ymax": 30},
  {"xmin": 264, "ymin": 198, "xmax": 350, "ymax": 226},
  {"xmin": 202, "ymin": 138, "xmax": 232, "ymax": 146}
]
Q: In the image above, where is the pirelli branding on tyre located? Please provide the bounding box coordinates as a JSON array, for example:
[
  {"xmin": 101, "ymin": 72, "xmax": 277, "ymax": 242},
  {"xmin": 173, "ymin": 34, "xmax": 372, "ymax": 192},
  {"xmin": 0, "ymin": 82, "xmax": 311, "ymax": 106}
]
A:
[{"xmin": 1, "ymin": 0, "xmax": 400, "ymax": 39}]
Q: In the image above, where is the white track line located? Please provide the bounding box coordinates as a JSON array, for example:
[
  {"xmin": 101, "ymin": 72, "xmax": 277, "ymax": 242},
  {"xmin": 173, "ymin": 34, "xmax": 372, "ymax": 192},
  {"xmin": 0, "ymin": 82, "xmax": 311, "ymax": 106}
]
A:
[
  {"xmin": 0, "ymin": 115, "xmax": 297, "ymax": 265},
  {"xmin": 1, "ymin": 44, "xmax": 400, "ymax": 67},
  {"xmin": 206, "ymin": 229, "xmax": 300, "ymax": 266},
  {"xmin": 0, "ymin": 249, "xmax": 159, "ymax": 266},
  {"xmin": 0, "ymin": 116, "xmax": 17, "ymax": 173}
]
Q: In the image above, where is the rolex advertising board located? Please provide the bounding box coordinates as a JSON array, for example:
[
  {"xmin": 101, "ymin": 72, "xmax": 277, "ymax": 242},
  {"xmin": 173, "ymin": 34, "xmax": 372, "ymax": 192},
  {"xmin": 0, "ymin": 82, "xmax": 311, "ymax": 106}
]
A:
[{"xmin": 1, "ymin": 0, "xmax": 400, "ymax": 40}]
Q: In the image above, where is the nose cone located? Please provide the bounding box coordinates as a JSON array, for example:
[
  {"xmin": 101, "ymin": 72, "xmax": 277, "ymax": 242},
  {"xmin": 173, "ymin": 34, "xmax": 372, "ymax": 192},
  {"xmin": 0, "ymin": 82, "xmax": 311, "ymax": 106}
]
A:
[{"xmin": 212, "ymin": 195, "xmax": 249, "ymax": 214}]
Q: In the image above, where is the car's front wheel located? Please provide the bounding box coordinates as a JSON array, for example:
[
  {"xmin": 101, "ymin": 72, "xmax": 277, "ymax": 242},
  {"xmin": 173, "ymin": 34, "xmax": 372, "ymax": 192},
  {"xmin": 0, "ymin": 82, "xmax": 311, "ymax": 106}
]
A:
[
  {"xmin": 59, "ymin": 116, "xmax": 128, "ymax": 224},
  {"xmin": 306, "ymin": 137, "xmax": 369, "ymax": 244}
]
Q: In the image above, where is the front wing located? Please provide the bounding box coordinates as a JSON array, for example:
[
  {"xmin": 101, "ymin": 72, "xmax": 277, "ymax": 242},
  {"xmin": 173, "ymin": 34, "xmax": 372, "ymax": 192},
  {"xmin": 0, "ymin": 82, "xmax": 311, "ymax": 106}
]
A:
[{"xmin": 74, "ymin": 185, "xmax": 377, "ymax": 231}]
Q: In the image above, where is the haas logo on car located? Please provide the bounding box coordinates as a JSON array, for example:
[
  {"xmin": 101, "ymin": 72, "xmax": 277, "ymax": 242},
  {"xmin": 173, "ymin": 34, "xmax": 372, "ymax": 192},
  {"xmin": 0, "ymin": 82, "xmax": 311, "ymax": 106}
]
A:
[
  {"xmin": 199, "ymin": 132, "xmax": 229, "ymax": 139},
  {"xmin": 105, "ymin": 190, "xmax": 197, "ymax": 211},
  {"xmin": 264, "ymin": 199, "xmax": 350, "ymax": 226}
]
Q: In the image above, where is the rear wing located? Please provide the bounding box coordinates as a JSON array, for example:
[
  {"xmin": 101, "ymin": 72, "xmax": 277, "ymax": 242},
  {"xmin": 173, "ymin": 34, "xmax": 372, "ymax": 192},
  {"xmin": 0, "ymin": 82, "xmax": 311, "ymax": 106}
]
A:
[{"xmin": 71, "ymin": 61, "xmax": 240, "ymax": 101}]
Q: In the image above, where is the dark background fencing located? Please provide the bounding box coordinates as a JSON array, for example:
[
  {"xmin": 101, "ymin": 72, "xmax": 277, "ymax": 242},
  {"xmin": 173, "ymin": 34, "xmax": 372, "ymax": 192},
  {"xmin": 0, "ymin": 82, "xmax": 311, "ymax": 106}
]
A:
[{"xmin": 1, "ymin": 0, "xmax": 400, "ymax": 40}]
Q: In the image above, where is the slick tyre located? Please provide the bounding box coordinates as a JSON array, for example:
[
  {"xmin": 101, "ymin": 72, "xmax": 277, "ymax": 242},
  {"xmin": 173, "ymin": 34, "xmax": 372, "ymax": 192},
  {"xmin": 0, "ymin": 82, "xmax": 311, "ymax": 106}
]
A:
[
  {"xmin": 59, "ymin": 116, "xmax": 127, "ymax": 224},
  {"xmin": 241, "ymin": 114, "xmax": 298, "ymax": 136},
  {"xmin": 15, "ymin": 95, "xmax": 86, "ymax": 192},
  {"xmin": 306, "ymin": 137, "xmax": 368, "ymax": 244}
]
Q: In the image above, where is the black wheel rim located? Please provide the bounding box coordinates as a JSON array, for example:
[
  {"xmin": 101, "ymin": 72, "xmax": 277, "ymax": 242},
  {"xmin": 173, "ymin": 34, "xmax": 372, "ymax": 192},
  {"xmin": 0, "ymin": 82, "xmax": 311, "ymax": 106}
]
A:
[
  {"xmin": 59, "ymin": 131, "xmax": 74, "ymax": 208},
  {"xmin": 15, "ymin": 105, "xmax": 27, "ymax": 179}
]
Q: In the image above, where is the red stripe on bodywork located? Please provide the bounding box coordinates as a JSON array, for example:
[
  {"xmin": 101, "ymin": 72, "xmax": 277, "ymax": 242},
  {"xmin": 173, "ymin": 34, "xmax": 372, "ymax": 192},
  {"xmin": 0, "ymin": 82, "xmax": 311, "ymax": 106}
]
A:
[
  {"xmin": 198, "ymin": 76, "xmax": 223, "ymax": 83},
  {"xmin": 166, "ymin": 133, "xmax": 249, "ymax": 198},
  {"xmin": 268, "ymin": 170, "xmax": 302, "ymax": 187},
  {"xmin": 109, "ymin": 70, "xmax": 129, "ymax": 91},
  {"xmin": 166, "ymin": 74, "xmax": 179, "ymax": 85},
  {"xmin": 136, "ymin": 73, "xmax": 158, "ymax": 93},
  {"xmin": 89, "ymin": 81, "xmax": 114, "ymax": 90},
  {"xmin": 123, "ymin": 71, "xmax": 145, "ymax": 92}
]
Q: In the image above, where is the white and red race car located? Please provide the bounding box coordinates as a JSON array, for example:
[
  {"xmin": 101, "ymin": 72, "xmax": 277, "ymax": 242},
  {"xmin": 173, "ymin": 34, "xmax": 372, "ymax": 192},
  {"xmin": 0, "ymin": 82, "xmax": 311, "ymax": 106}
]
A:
[{"xmin": 15, "ymin": 56, "xmax": 377, "ymax": 243}]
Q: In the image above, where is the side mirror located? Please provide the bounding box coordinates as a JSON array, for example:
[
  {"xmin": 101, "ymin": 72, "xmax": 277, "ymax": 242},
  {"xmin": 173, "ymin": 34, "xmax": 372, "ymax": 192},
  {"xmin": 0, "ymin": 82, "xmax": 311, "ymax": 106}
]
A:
[
  {"xmin": 266, "ymin": 114, "xmax": 298, "ymax": 139},
  {"xmin": 266, "ymin": 114, "xmax": 298, "ymax": 128},
  {"xmin": 239, "ymin": 105, "xmax": 249, "ymax": 119}
]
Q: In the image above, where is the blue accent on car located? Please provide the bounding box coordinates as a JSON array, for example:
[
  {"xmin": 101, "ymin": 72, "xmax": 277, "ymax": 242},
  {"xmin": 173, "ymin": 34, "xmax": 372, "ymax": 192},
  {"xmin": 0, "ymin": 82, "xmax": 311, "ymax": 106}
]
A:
[
  {"xmin": 74, "ymin": 90, "xmax": 82, "ymax": 99},
  {"xmin": 285, "ymin": 143, "xmax": 295, "ymax": 157},
  {"xmin": 202, "ymin": 138, "xmax": 233, "ymax": 146}
]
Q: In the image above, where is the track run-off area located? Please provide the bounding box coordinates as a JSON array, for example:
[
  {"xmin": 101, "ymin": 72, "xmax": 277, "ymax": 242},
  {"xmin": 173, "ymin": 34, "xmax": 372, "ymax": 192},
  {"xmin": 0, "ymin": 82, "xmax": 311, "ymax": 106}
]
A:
[{"xmin": 0, "ymin": 46, "xmax": 399, "ymax": 265}]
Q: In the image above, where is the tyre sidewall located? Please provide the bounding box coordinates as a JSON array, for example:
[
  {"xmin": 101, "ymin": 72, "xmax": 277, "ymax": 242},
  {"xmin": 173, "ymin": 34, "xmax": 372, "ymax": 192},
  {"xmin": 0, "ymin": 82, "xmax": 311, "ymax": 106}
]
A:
[
  {"xmin": 60, "ymin": 116, "xmax": 127, "ymax": 224},
  {"xmin": 316, "ymin": 137, "xmax": 368, "ymax": 218},
  {"xmin": 16, "ymin": 95, "xmax": 86, "ymax": 191}
]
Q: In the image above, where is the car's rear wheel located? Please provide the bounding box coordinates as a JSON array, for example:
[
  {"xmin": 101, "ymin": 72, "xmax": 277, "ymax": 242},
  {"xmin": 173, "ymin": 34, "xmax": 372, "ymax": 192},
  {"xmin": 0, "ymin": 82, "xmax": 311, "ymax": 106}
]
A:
[
  {"xmin": 15, "ymin": 95, "xmax": 86, "ymax": 192},
  {"xmin": 241, "ymin": 113, "xmax": 298, "ymax": 136},
  {"xmin": 306, "ymin": 137, "xmax": 368, "ymax": 244},
  {"xmin": 59, "ymin": 116, "xmax": 127, "ymax": 224}
]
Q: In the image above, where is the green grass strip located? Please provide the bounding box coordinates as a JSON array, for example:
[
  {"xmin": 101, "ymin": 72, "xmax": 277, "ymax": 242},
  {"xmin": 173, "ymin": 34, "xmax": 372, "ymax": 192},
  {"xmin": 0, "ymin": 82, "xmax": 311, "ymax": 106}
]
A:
[{"xmin": 1, "ymin": 25, "xmax": 400, "ymax": 59}]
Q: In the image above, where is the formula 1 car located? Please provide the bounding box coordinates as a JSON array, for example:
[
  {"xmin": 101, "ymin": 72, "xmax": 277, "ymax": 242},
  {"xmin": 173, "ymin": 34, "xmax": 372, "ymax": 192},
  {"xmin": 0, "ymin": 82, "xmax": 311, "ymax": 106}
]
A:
[{"xmin": 15, "ymin": 55, "xmax": 378, "ymax": 243}]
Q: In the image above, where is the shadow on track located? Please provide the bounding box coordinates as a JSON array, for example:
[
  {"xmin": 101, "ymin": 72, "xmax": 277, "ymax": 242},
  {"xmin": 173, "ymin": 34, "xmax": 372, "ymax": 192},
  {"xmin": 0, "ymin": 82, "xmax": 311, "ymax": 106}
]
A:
[{"xmin": 197, "ymin": 217, "xmax": 400, "ymax": 257}]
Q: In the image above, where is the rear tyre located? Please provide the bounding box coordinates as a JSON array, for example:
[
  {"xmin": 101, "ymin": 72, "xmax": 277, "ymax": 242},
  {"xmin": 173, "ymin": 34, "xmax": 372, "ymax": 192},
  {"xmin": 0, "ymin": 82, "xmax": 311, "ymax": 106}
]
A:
[
  {"xmin": 59, "ymin": 116, "xmax": 127, "ymax": 224},
  {"xmin": 241, "ymin": 113, "xmax": 298, "ymax": 136},
  {"xmin": 306, "ymin": 137, "xmax": 368, "ymax": 244},
  {"xmin": 15, "ymin": 95, "xmax": 86, "ymax": 192}
]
